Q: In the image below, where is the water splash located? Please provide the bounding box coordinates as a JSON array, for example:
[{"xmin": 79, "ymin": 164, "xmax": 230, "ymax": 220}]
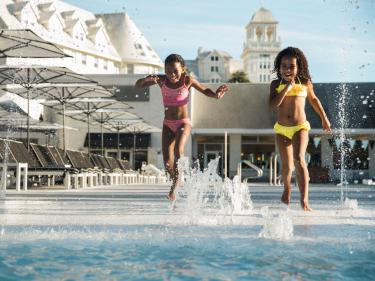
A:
[
  {"xmin": 258, "ymin": 206, "xmax": 293, "ymax": 240},
  {"xmin": 335, "ymin": 83, "xmax": 350, "ymax": 205},
  {"xmin": 176, "ymin": 157, "xmax": 253, "ymax": 223},
  {"xmin": 343, "ymin": 198, "xmax": 358, "ymax": 210}
]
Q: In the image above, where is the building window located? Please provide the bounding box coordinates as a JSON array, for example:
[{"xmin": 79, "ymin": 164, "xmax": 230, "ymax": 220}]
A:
[
  {"xmin": 216, "ymin": 78, "xmax": 220, "ymax": 83},
  {"xmin": 215, "ymin": 66, "xmax": 219, "ymax": 72},
  {"xmin": 211, "ymin": 66, "xmax": 214, "ymax": 72},
  {"xmin": 263, "ymin": 74, "xmax": 267, "ymax": 82},
  {"xmin": 104, "ymin": 60, "xmax": 108, "ymax": 70},
  {"xmin": 260, "ymin": 74, "xmax": 262, "ymax": 82},
  {"xmin": 128, "ymin": 64, "xmax": 134, "ymax": 74},
  {"xmin": 215, "ymin": 56, "xmax": 219, "ymax": 61},
  {"xmin": 211, "ymin": 56, "xmax": 214, "ymax": 61},
  {"xmin": 94, "ymin": 57, "xmax": 99, "ymax": 68},
  {"xmin": 268, "ymin": 75, "xmax": 270, "ymax": 81}
]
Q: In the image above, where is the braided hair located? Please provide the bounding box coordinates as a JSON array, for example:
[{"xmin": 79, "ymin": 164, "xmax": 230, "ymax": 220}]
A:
[{"xmin": 273, "ymin": 47, "xmax": 311, "ymax": 83}]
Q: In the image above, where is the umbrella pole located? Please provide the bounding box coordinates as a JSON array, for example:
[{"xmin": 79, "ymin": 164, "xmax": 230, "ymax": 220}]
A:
[
  {"xmin": 62, "ymin": 103, "xmax": 66, "ymax": 151},
  {"xmin": 101, "ymin": 113, "xmax": 104, "ymax": 156},
  {"xmin": 26, "ymin": 68, "xmax": 30, "ymax": 151},
  {"xmin": 117, "ymin": 123, "xmax": 120, "ymax": 160},
  {"xmin": 133, "ymin": 132, "xmax": 136, "ymax": 170},
  {"xmin": 62, "ymin": 88, "xmax": 66, "ymax": 152},
  {"xmin": 27, "ymin": 90, "xmax": 30, "ymax": 151},
  {"xmin": 87, "ymin": 102, "xmax": 91, "ymax": 156},
  {"xmin": 87, "ymin": 114, "xmax": 90, "ymax": 156}
]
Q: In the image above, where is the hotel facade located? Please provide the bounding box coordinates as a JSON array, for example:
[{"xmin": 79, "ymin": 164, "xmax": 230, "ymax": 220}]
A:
[{"xmin": 0, "ymin": 1, "xmax": 374, "ymax": 183}]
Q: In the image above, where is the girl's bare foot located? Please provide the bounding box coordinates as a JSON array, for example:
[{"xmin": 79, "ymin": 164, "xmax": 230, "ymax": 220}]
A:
[
  {"xmin": 301, "ymin": 200, "xmax": 312, "ymax": 211},
  {"xmin": 281, "ymin": 188, "xmax": 291, "ymax": 205},
  {"xmin": 167, "ymin": 190, "xmax": 176, "ymax": 201}
]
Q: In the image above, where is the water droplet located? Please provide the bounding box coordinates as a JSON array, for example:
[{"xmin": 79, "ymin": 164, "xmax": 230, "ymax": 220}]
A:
[
  {"xmin": 363, "ymin": 115, "xmax": 367, "ymax": 119},
  {"xmin": 363, "ymin": 100, "xmax": 368, "ymax": 104},
  {"xmin": 360, "ymin": 95, "xmax": 364, "ymax": 99}
]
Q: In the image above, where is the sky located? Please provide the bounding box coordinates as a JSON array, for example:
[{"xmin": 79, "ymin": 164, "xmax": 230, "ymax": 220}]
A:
[{"xmin": 64, "ymin": 0, "xmax": 375, "ymax": 83}]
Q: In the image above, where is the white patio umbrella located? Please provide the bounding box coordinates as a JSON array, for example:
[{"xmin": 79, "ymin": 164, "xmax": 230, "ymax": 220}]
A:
[
  {"xmin": 104, "ymin": 121, "xmax": 161, "ymax": 169},
  {"xmin": 55, "ymin": 98, "xmax": 131, "ymax": 155},
  {"xmin": 0, "ymin": 29, "xmax": 70, "ymax": 66},
  {"xmin": 90, "ymin": 113, "xmax": 143, "ymax": 157},
  {"xmin": 9, "ymin": 85, "xmax": 115, "ymax": 151},
  {"xmin": 0, "ymin": 67, "xmax": 97, "ymax": 150}
]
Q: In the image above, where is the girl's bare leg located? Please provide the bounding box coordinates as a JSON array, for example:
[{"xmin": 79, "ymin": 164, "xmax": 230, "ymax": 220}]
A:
[
  {"xmin": 162, "ymin": 125, "xmax": 176, "ymax": 200},
  {"xmin": 168, "ymin": 123, "xmax": 191, "ymax": 200},
  {"xmin": 276, "ymin": 134, "xmax": 294, "ymax": 205},
  {"xmin": 292, "ymin": 130, "xmax": 312, "ymax": 211}
]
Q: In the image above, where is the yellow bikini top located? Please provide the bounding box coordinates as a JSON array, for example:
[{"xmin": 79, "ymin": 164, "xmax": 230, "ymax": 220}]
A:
[{"xmin": 275, "ymin": 78, "xmax": 307, "ymax": 97}]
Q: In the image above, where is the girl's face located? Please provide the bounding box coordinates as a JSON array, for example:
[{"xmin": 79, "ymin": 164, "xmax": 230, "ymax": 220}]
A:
[
  {"xmin": 165, "ymin": 62, "xmax": 184, "ymax": 84},
  {"xmin": 280, "ymin": 56, "xmax": 298, "ymax": 82}
]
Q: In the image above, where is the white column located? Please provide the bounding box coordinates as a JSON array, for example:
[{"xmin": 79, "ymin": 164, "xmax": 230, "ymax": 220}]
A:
[{"xmin": 229, "ymin": 134, "xmax": 242, "ymax": 178}]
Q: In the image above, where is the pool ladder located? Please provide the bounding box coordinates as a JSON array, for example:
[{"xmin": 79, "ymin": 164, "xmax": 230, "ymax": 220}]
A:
[{"xmin": 269, "ymin": 153, "xmax": 282, "ymax": 186}]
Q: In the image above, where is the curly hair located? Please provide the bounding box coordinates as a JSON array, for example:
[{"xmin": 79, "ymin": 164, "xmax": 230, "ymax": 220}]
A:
[
  {"xmin": 273, "ymin": 47, "xmax": 311, "ymax": 83},
  {"xmin": 165, "ymin": 54, "xmax": 185, "ymax": 68}
]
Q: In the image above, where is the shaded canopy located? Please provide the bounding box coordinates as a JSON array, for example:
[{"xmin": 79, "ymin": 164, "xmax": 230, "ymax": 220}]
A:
[{"xmin": 0, "ymin": 29, "xmax": 68, "ymax": 58}]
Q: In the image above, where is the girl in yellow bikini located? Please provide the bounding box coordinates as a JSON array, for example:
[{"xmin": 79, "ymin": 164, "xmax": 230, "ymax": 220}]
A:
[{"xmin": 269, "ymin": 47, "xmax": 331, "ymax": 211}]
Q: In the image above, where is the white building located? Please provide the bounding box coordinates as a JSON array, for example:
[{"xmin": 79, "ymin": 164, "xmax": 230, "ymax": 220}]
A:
[
  {"xmin": 187, "ymin": 7, "xmax": 280, "ymax": 83},
  {"xmin": 195, "ymin": 48, "xmax": 233, "ymax": 83},
  {"xmin": 241, "ymin": 7, "xmax": 281, "ymax": 83},
  {"xmin": 0, "ymin": 0, "xmax": 163, "ymax": 74}
]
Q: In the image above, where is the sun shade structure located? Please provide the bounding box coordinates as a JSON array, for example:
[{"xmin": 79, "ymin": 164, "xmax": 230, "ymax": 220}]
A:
[
  {"xmin": 0, "ymin": 29, "xmax": 69, "ymax": 59},
  {"xmin": 0, "ymin": 67, "xmax": 97, "ymax": 150},
  {"xmin": 8, "ymin": 85, "xmax": 115, "ymax": 151},
  {"xmin": 53, "ymin": 98, "xmax": 132, "ymax": 155}
]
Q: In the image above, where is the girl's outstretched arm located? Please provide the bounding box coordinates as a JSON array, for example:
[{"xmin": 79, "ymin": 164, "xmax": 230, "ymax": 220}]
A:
[
  {"xmin": 306, "ymin": 81, "xmax": 331, "ymax": 132},
  {"xmin": 135, "ymin": 74, "xmax": 160, "ymax": 88},
  {"xmin": 190, "ymin": 77, "xmax": 228, "ymax": 99}
]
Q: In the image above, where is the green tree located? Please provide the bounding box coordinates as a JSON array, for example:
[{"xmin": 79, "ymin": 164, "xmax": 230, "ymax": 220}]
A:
[{"xmin": 228, "ymin": 71, "xmax": 250, "ymax": 83}]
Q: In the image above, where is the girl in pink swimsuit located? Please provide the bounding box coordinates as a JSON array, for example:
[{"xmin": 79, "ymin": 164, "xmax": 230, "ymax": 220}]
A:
[{"xmin": 136, "ymin": 54, "xmax": 228, "ymax": 200}]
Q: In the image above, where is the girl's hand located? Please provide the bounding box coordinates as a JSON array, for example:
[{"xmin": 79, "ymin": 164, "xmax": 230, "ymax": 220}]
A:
[
  {"xmin": 216, "ymin": 84, "xmax": 228, "ymax": 99},
  {"xmin": 322, "ymin": 118, "xmax": 331, "ymax": 133},
  {"xmin": 144, "ymin": 74, "xmax": 159, "ymax": 84}
]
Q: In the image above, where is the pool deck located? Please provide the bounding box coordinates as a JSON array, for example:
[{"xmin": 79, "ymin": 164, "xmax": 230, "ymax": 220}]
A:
[{"xmin": 1, "ymin": 183, "xmax": 374, "ymax": 227}]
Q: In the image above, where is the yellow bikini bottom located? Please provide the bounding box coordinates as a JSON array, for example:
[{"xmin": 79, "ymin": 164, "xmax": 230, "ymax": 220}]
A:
[{"xmin": 273, "ymin": 121, "xmax": 311, "ymax": 139}]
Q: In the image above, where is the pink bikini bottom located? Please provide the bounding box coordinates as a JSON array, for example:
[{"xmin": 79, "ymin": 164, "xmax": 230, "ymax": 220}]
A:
[{"xmin": 163, "ymin": 118, "xmax": 191, "ymax": 133}]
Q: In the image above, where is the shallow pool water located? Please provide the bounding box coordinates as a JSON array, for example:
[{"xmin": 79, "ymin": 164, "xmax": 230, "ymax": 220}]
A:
[{"xmin": 0, "ymin": 184, "xmax": 374, "ymax": 280}]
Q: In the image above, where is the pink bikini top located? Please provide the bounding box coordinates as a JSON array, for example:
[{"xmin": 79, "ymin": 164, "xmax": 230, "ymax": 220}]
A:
[{"xmin": 160, "ymin": 76, "xmax": 190, "ymax": 107}]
